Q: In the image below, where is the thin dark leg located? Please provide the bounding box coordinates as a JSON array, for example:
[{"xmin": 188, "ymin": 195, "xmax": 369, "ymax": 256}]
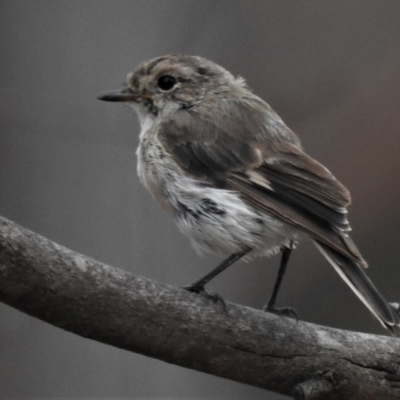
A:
[
  {"xmin": 266, "ymin": 242, "xmax": 293, "ymax": 309},
  {"xmin": 264, "ymin": 241, "xmax": 297, "ymax": 318},
  {"xmin": 183, "ymin": 248, "xmax": 250, "ymax": 312},
  {"xmin": 185, "ymin": 248, "xmax": 250, "ymax": 293}
]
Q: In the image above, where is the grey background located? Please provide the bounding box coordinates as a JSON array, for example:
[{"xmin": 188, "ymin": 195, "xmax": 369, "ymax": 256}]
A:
[{"xmin": 1, "ymin": 0, "xmax": 400, "ymax": 399}]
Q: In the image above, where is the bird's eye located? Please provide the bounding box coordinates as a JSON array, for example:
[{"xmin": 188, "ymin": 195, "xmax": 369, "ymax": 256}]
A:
[{"xmin": 157, "ymin": 75, "xmax": 177, "ymax": 91}]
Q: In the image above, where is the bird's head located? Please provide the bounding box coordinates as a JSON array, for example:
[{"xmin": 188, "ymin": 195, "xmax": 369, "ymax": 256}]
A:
[{"xmin": 98, "ymin": 54, "xmax": 246, "ymax": 118}]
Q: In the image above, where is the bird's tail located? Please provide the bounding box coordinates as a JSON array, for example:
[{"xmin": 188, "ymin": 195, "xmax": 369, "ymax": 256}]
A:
[{"xmin": 313, "ymin": 240, "xmax": 400, "ymax": 336}]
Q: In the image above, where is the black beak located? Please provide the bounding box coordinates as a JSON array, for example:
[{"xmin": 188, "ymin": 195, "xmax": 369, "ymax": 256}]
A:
[{"xmin": 97, "ymin": 88, "xmax": 141, "ymax": 102}]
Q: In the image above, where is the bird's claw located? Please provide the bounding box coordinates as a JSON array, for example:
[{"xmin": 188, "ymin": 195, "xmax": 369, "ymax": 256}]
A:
[
  {"xmin": 263, "ymin": 305, "xmax": 298, "ymax": 321},
  {"xmin": 183, "ymin": 284, "xmax": 228, "ymax": 313}
]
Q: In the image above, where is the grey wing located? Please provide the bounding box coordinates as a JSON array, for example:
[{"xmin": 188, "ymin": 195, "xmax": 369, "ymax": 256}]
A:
[
  {"xmin": 227, "ymin": 146, "xmax": 366, "ymax": 266},
  {"xmin": 159, "ymin": 95, "xmax": 302, "ymax": 176},
  {"xmin": 158, "ymin": 100, "xmax": 365, "ymax": 265},
  {"xmin": 159, "ymin": 109, "xmax": 262, "ymax": 177},
  {"xmin": 158, "ymin": 97, "xmax": 278, "ymax": 178}
]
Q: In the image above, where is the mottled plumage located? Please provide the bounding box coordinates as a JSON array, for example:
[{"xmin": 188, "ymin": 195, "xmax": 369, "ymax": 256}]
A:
[{"xmin": 99, "ymin": 54, "xmax": 399, "ymax": 334}]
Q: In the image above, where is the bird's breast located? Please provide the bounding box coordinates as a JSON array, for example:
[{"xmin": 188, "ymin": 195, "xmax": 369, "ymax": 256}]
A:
[{"xmin": 136, "ymin": 134, "xmax": 176, "ymax": 212}]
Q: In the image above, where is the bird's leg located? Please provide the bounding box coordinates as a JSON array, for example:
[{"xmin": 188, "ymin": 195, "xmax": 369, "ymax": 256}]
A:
[
  {"xmin": 263, "ymin": 240, "xmax": 298, "ymax": 319},
  {"xmin": 183, "ymin": 248, "xmax": 250, "ymax": 312}
]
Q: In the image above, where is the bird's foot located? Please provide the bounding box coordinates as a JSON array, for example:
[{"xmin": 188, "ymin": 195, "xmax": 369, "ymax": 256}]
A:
[
  {"xmin": 183, "ymin": 284, "xmax": 227, "ymax": 313},
  {"xmin": 263, "ymin": 304, "xmax": 298, "ymax": 320}
]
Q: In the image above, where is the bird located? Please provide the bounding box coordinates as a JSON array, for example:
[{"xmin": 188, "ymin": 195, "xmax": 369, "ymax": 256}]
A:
[{"xmin": 98, "ymin": 54, "xmax": 399, "ymax": 335}]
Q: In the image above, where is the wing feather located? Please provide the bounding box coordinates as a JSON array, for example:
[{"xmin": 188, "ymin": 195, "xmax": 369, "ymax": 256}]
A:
[{"xmin": 227, "ymin": 174, "xmax": 365, "ymax": 266}]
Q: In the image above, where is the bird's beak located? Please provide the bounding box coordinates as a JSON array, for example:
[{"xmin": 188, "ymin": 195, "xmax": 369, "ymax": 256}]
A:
[{"xmin": 97, "ymin": 88, "xmax": 152, "ymax": 103}]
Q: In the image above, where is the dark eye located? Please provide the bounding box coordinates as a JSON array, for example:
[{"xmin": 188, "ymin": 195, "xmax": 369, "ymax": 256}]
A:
[{"xmin": 157, "ymin": 75, "xmax": 177, "ymax": 91}]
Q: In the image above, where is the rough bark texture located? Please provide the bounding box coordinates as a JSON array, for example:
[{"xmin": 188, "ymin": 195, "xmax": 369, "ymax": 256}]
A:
[{"xmin": 0, "ymin": 215, "xmax": 399, "ymax": 399}]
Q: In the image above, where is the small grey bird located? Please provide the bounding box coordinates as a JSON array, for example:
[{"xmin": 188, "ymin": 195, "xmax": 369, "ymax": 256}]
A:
[{"xmin": 98, "ymin": 54, "xmax": 399, "ymax": 334}]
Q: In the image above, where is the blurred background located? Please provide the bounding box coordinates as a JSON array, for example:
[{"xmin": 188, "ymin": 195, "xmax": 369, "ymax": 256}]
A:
[{"xmin": 1, "ymin": 1, "xmax": 400, "ymax": 399}]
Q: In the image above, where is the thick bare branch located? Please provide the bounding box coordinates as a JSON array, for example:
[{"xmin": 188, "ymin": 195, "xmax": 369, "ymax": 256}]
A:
[{"xmin": 0, "ymin": 215, "xmax": 399, "ymax": 399}]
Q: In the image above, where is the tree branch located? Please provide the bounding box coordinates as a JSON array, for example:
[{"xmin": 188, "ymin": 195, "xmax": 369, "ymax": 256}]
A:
[{"xmin": 0, "ymin": 215, "xmax": 399, "ymax": 399}]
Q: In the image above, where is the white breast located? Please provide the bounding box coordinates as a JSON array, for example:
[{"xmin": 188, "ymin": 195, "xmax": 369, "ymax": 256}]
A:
[{"xmin": 138, "ymin": 113, "xmax": 156, "ymax": 140}]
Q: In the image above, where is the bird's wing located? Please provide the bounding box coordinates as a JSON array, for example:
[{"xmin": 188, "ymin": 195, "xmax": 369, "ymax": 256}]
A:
[
  {"xmin": 157, "ymin": 99, "xmax": 364, "ymax": 265},
  {"xmin": 158, "ymin": 97, "xmax": 271, "ymax": 177}
]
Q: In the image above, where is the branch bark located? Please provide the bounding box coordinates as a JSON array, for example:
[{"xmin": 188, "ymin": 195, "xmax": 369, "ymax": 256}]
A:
[{"xmin": 0, "ymin": 215, "xmax": 399, "ymax": 399}]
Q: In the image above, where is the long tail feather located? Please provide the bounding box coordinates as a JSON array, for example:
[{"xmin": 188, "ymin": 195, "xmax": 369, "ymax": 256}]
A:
[{"xmin": 314, "ymin": 240, "xmax": 400, "ymax": 336}]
